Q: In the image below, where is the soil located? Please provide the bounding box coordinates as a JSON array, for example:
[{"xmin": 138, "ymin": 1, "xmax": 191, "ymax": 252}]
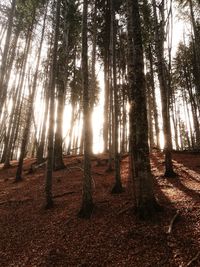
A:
[{"xmin": 0, "ymin": 151, "xmax": 200, "ymax": 267}]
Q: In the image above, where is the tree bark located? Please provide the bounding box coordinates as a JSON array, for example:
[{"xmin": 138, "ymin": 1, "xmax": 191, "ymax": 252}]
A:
[
  {"xmin": 3, "ymin": 26, "xmax": 33, "ymax": 168},
  {"xmin": 15, "ymin": 4, "xmax": 47, "ymax": 181},
  {"xmin": 128, "ymin": 0, "xmax": 159, "ymax": 218},
  {"xmin": 78, "ymin": 0, "xmax": 94, "ymax": 218},
  {"xmin": 110, "ymin": 0, "xmax": 123, "ymax": 194},
  {"xmin": 152, "ymin": 0, "xmax": 176, "ymax": 177},
  {"xmin": 54, "ymin": 81, "xmax": 65, "ymax": 170},
  {"xmin": 45, "ymin": 0, "xmax": 61, "ymax": 208},
  {"xmin": 0, "ymin": 0, "xmax": 16, "ymax": 117}
]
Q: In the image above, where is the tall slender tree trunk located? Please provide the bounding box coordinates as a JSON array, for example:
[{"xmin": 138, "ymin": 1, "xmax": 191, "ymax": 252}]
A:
[
  {"xmin": 182, "ymin": 89, "xmax": 195, "ymax": 149},
  {"xmin": 152, "ymin": 0, "xmax": 176, "ymax": 177},
  {"xmin": 88, "ymin": 0, "xmax": 97, "ymax": 155},
  {"xmin": 189, "ymin": 0, "xmax": 200, "ymax": 101},
  {"xmin": 54, "ymin": 0, "xmax": 71, "ymax": 168},
  {"xmin": 148, "ymin": 45, "xmax": 160, "ymax": 148},
  {"xmin": 78, "ymin": 0, "xmax": 94, "ymax": 218},
  {"xmin": 146, "ymin": 77, "xmax": 154, "ymax": 149},
  {"xmin": 54, "ymin": 81, "xmax": 65, "ymax": 170},
  {"xmin": 67, "ymin": 103, "xmax": 75, "ymax": 154},
  {"xmin": 36, "ymin": 84, "xmax": 49, "ymax": 163},
  {"xmin": 0, "ymin": 0, "xmax": 16, "ymax": 117},
  {"xmin": 103, "ymin": 1, "xmax": 111, "ymax": 153},
  {"xmin": 37, "ymin": 37, "xmax": 53, "ymax": 163},
  {"xmin": 45, "ymin": 0, "xmax": 61, "ymax": 208},
  {"xmin": 110, "ymin": 0, "xmax": 123, "ymax": 194}
]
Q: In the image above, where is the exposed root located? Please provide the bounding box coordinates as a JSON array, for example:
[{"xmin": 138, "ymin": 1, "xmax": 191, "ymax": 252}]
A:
[
  {"xmin": 78, "ymin": 201, "xmax": 94, "ymax": 219},
  {"xmin": 53, "ymin": 163, "xmax": 66, "ymax": 171},
  {"xmin": 137, "ymin": 199, "xmax": 162, "ymax": 220},
  {"xmin": 45, "ymin": 200, "xmax": 54, "ymax": 209},
  {"xmin": 105, "ymin": 166, "xmax": 113, "ymax": 173},
  {"xmin": 14, "ymin": 176, "xmax": 23, "ymax": 183},
  {"xmin": 164, "ymin": 170, "xmax": 177, "ymax": 178},
  {"xmin": 111, "ymin": 183, "xmax": 124, "ymax": 194}
]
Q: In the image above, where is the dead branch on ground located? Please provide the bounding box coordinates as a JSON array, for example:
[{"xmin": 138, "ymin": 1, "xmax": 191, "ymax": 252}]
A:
[
  {"xmin": 186, "ymin": 252, "xmax": 200, "ymax": 266},
  {"xmin": 167, "ymin": 210, "xmax": 180, "ymax": 234}
]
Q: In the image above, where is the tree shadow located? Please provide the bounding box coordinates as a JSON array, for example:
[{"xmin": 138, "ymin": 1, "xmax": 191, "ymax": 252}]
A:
[
  {"xmin": 152, "ymin": 175, "xmax": 200, "ymax": 266},
  {"xmin": 167, "ymin": 176, "xmax": 200, "ymax": 203},
  {"xmin": 179, "ymin": 167, "xmax": 200, "ymax": 184},
  {"xmin": 152, "ymin": 175, "xmax": 175, "ymax": 210}
]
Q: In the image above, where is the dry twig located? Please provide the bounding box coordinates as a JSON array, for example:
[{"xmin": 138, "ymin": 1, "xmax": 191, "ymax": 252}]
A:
[
  {"xmin": 53, "ymin": 191, "xmax": 76, "ymax": 199},
  {"xmin": 118, "ymin": 205, "xmax": 134, "ymax": 215},
  {"xmin": 186, "ymin": 252, "xmax": 200, "ymax": 266},
  {"xmin": 0, "ymin": 198, "xmax": 32, "ymax": 205},
  {"xmin": 167, "ymin": 210, "xmax": 180, "ymax": 234}
]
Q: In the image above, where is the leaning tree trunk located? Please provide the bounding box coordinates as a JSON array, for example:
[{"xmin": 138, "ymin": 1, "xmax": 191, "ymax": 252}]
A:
[
  {"xmin": 15, "ymin": 5, "xmax": 47, "ymax": 182},
  {"xmin": 128, "ymin": 0, "xmax": 159, "ymax": 218},
  {"xmin": 0, "ymin": 0, "xmax": 16, "ymax": 117},
  {"xmin": 0, "ymin": 27, "xmax": 20, "ymax": 120},
  {"xmin": 78, "ymin": 0, "xmax": 94, "ymax": 218},
  {"xmin": 45, "ymin": 0, "xmax": 61, "ymax": 208},
  {"xmin": 3, "ymin": 26, "xmax": 33, "ymax": 168}
]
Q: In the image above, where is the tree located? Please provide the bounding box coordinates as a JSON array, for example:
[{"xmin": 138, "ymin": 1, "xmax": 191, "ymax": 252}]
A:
[
  {"xmin": 78, "ymin": 0, "xmax": 94, "ymax": 218},
  {"xmin": 45, "ymin": 0, "xmax": 61, "ymax": 209},
  {"xmin": 0, "ymin": 0, "xmax": 16, "ymax": 117},
  {"xmin": 128, "ymin": 0, "xmax": 159, "ymax": 218},
  {"xmin": 152, "ymin": 0, "xmax": 176, "ymax": 177},
  {"xmin": 15, "ymin": 1, "xmax": 48, "ymax": 182},
  {"xmin": 110, "ymin": 0, "xmax": 123, "ymax": 194}
]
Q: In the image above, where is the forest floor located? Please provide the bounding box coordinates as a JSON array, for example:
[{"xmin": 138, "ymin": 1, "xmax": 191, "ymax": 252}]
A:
[{"xmin": 0, "ymin": 151, "xmax": 200, "ymax": 267}]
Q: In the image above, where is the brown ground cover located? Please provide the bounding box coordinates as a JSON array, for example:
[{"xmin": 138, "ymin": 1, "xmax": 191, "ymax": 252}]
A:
[{"xmin": 0, "ymin": 151, "xmax": 200, "ymax": 267}]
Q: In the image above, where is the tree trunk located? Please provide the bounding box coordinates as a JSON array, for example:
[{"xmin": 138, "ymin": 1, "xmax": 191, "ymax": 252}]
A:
[
  {"xmin": 103, "ymin": 0, "xmax": 111, "ymax": 153},
  {"xmin": 88, "ymin": 0, "xmax": 97, "ymax": 155},
  {"xmin": 152, "ymin": 0, "xmax": 176, "ymax": 177},
  {"xmin": 189, "ymin": 0, "xmax": 200, "ymax": 101},
  {"xmin": 128, "ymin": 0, "xmax": 159, "ymax": 218},
  {"xmin": 148, "ymin": 45, "xmax": 160, "ymax": 149},
  {"xmin": 0, "ymin": 0, "xmax": 16, "ymax": 117},
  {"xmin": 3, "ymin": 27, "xmax": 33, "ymax": 168},
  {"xmin": 36, "ymin": 85, "xmax": 49, "ymax": 163},
  {"xmin": 78, "ymin": 0, "xmax": 94, "ymax": 218},
  {"xmin": 146, "ymin": 77, "xmax": 154, "ymax": 150},
  {"xmin": 45, "ymin": 0, "xmax": 61, "ymax": 208},
  {"xmin": 54, "ymin": 81, "xmax": 65, "ymax": 170},
  {"xmin": 110, "ymin": 0, "xmax": 123, "ymax": 194},
  {"xmin": 15, "ymin": 5, "xmax": 47, "ymax": 181},
  {"xmin": 37, "ymin": 36, "xmax": 53, "ymax": 163}
]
